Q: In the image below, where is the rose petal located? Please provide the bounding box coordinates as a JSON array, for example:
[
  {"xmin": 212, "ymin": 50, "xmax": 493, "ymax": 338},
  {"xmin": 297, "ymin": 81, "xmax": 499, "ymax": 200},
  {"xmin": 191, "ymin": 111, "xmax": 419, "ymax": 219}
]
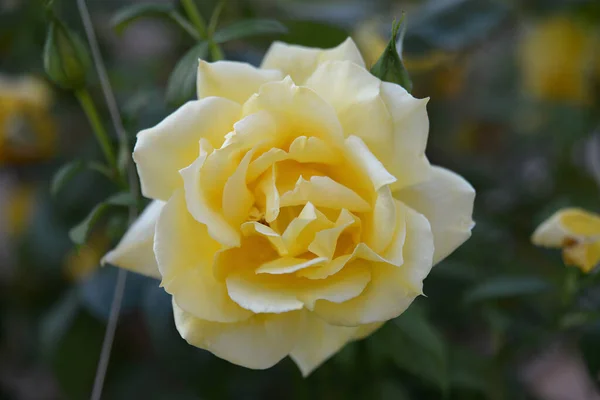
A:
[
  {"xmin": 290, "ymin": 311, "xmax": 359, "ymax": 377},
  {"xmin": 173, "ymin": 300, "xmax": 303, "ymax": 370},
  {"xmin": 197, "ymin": 60, "xmax": 282, "ymax": 104},
  {"xmin": 280, "ymin": 176, "xmax": 370, "ymax": 212},
  {"xmin": 261, "ymin": 37, "xmax": 365, "ymax": 85},
  {"xmin": 313, "ymin": 206, "xmax": 433, "ymax": 325},
  {"xmin": 155, "ymin": 189, "xmax": 251, "ymax": 322},
  {"xmin": 396, "ymin": 166, "xmax": 475, "ymax": 265},
  {"xmin": 101, "ymin": 200, "xmax": 164, "ymax": 279},
  {"xmin": 134, "ymin": 97, "xmax": 241, "ymax": 201}
]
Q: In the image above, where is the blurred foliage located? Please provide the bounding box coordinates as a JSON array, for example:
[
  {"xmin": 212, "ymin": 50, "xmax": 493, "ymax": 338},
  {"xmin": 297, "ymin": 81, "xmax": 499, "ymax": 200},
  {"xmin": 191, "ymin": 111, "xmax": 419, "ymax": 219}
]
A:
[{"xmin": 1, "ymin": 0, "xmax": 600, "ymax": 399}]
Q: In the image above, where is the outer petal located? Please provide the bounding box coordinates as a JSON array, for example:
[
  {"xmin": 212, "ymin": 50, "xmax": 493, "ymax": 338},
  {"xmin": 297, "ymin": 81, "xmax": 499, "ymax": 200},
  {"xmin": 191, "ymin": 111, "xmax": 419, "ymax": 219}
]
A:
[
  {"xmin": 173, "ymin": 300, "xmax": 304, "ymax": 370},
  {"xmin": 197, "ymin": 60, "xmax": 283, "ymax": 104},
  {"xmin": 101, "ymin": 200, "xmax": 164, "ymax": 279},
  {"xmin": 532, "ymin": 208, "xmax": 600, "ymax": 247},
  {"xmin": 395, "ymin": 166, "xmax": 475, "ymax": 265},
  {"xmin": 305, "ymin": 61, "xmax": 431, "ymax": 191},
  {"xmin": 134, "ymin": 98, "xmax": 241, "ymax": 201},
  {"xmin": 290, "ymin": 311, "xmax": 358, "ymax": 377},
  {"xmin": 313, "ymin": 205, "xmax": 434, "ymax": 326},
  {"xmin": 155, "ymin": 189, "xmax": 252, "ymax": 322},
  {"xmin": 261, "ymin": 37, "xmax": 365, "ymax": 85}
]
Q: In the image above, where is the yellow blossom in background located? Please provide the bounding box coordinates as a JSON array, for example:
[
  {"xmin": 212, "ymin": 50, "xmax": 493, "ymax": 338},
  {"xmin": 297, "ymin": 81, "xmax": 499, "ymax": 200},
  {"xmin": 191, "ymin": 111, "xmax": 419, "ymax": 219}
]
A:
[
  {"xmin": 64, "ymin": 234, "xmax": 110, "ymax": 281},
  {"xmin": 532, "ymin": 208, "xmax": 600, "ymax": 273},
  {"xmin": 3, "ymin": 184, "xmax": 36, "ymax": 237},
  {"xmin": 519, "ymin": 16, "xmax": 600, "ymax": 104},
  {"xmin": 0, "ymin": 75, "xmax": 56, "ymax": 164},
  {"xmin": 104, "ymin": 38, "xmax": 475, "ymax": 376}
]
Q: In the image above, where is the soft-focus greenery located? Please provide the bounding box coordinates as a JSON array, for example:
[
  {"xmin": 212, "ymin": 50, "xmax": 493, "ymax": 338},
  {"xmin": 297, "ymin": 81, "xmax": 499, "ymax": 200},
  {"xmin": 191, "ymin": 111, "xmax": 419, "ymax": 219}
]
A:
[{"xmin": 1, "ymin": 0, "xmax": 600, "ymax": 399}]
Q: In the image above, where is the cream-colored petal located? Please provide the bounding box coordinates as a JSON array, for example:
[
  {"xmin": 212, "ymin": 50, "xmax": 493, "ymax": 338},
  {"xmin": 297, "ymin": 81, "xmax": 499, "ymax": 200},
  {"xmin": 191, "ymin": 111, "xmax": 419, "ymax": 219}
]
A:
[
  {"xmin": 241, "ymin": 221, "xmax": 287, "ymax": 256},
  {"xmin": 173, "ymin": 300, "xmax": 304, "ymax": 370},
  {"xmin": 344, "ymin": 135, "xmax": 396, "ymax": 190},
  {"xmin": 226, "ymin": 272, "xmax": 304, "ymax": 314},
  {"xmin": 255, "ymin": 164, "xmax": 280, "ymax": 223},
  {"xmin": 363, "ymin": 186, "xmax": 397, "ymax": 254},
  {"xmin": 242, "ymin": 77, "xmax": 345, "ymax": 146},
  {"xmin": 261, "ymin": 37, "xmax": 365, "ymax": 85},
  {"xmin": 255, "ymin": 257, "xmax": 328, "ymax": 275},
  {"xmin": 532, "ymin": 208, "xmax": 600, "ymax": 247},
  {"xmin": 247, "ymin": 148, "xmax": 287, "ymax": 182},
  {"xmin": 197, "ymin": 60, "xmax": 283, "ymax": 104},
  {"xmin": 313, "ymin": 207, "xmax": 433, "ymax": 326},
  {"xmin": 353, "ymin": 322, "xmax": 385, "ymax": 340},
  {"xmin": 134, "ymin": 98, "xmax": 241, "ymax": 201},
  {"xmin": 180, "ymin": 140, "xmax": 240, "ymax": 247},
  {"xmin": 213, "ymin": 235, "xmax": 279, "ymax": 281},
  {"xmin": 290, "ymin": 311, "xmax": 359, "ymax": 377},
  {"xmin": 221, "ymin": 149, "xmax": 255, "ymax": 227},
  {"xmin": 101, "ymin": 200, "xmax": 164, "ymax": 279},
  {"xmin": 395, "ymin": 166, "xmax": 475, "ymax": 265},
  {"xmin": 227, "ymin": 261, "xmax": 370, "ymax": 313},
  {"xmin": 155, "ymin": 189, "xmax": 251, "ymax": 322},
  {"xmin": 380, "ymin": 82, "xmax": 431, "ymax": 191},
  {"xmin": 288, "ymin": 136, "xmax": 343, "ymax": 164},
  {"xmin": 281, "ymin": 202, "xmax": 335, "ymax": 256},
  {"xmin": 280, "ymin": 176, "xmax": 370, "ymax": 212},
  {"xmin": 308, "ymin": 209, "xmax": 359, "ymax": 259},
  {"xmin": 305, "ymin": 61, "xmax": 431, "ymax": 192},
  {"xmin": 298, "ymin": 263, "xmax": 371, "ymax": 309}
]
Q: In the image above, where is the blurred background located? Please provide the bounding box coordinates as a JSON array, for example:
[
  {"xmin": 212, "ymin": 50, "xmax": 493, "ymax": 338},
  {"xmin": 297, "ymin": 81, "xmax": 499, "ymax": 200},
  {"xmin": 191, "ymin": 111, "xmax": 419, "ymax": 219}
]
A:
[{"xmin": 1, "ymin": 0, "xmax": 600, "ymax": 399}]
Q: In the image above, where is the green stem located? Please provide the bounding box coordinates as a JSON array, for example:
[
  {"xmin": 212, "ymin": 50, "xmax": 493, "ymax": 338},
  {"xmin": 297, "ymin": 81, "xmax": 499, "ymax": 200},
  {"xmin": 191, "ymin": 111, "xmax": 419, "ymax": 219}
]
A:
[
  {"xmin": 209, "ymin": 41, "xmax": 224, "ymax": 61},
  {"xmin": 169, "ymin": 11, "xmax": 201, "ymax": 40},
  {"xmin": 208, "ymin": 0, "xmax": 227, "ymax": 36},
  {"xmin": 75, "ymin": 89, "xmax": 117, "ymax": 171},
  {"xmin": 181, "ymin": 0, "xmax": 207, "ymax": 39}
]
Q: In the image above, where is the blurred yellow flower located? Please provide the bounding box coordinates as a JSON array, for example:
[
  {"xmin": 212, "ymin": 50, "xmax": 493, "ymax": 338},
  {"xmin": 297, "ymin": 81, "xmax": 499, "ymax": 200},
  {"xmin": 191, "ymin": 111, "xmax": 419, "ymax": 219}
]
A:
[
  {"xmin": 104, "ymin": 38, "xmax": 475, "ymax": 375},
  {"xmin": 0, "ymin": 75, "xmax": 56, "ymax": 164},
  {"xmin": 64, "ymin": 234, "xmax": 110, "ymax": 281},
  {"xmin": 532, "ymin": 208, "xmax": 600, "ymax": 273},
  {"xmin": 4, "ymin": 184, "xmax": 36, "ymax": 237},
  {"xmin": 519, "ymin": 16, "xmax": 600, "ymax": 104}
]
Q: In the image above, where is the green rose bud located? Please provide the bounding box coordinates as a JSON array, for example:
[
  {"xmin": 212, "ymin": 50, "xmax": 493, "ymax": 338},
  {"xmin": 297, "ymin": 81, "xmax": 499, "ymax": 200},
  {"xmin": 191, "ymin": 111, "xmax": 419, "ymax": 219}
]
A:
[{"xmin": 43, "ymin": 18, "xmax": 91, "ymax": 90}]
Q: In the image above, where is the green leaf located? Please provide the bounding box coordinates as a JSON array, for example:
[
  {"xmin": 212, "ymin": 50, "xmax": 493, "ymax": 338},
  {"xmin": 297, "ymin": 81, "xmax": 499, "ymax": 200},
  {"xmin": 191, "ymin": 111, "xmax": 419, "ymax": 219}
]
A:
[
  {"xmin": 370, "ymin": 16, "xmax": 412, "ymax": 93},
  {"xmin": 579, "ymin": 322, "xmax": 600, "ymax": 389},
  {"xmin": 43, "ymin": 17, "xmax": 91, "ymax": 90},
  {"xmin": 51, "ymin": 160, "xmax": 85, "ymax": 197},
  {"xmin": 405, "ymin": 0, "xmax": 509, "ymax": 52},
  {"xmin": 213, "ymin": 19, "xmax": 288, "ymax": 44},
  {"xmin": 68, "ymin": 192, "xmax": 133, "ymax": 245},
  {"xmin": 111, "ymin": 3, "xmax": 174, "ymax": 35},
  {"xmin": 166, "ymin": 41, "xmax": 209, "ymax": 107},
  {"xmin": 281, "ymin": 20, "xmax": 349, "ymax": 48},
  {"xmin": 463, "ymin": 276, "xmax": 552, "ymax": 304},
  {"xmin": 390, "ymin": 304, "xmax": 448, "ymax": 392}
]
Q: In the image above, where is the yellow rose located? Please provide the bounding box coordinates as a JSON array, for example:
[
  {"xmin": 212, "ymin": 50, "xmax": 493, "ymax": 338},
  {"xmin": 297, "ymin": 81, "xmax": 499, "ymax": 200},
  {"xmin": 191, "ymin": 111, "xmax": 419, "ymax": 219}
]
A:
[
  {"xmin": 104, "ymin": 38, "xmax": 475, "ymax": 375},
  {"xmin": 519, "ymin": 16, "xmax": 600, "ymax": 104},
  {"xmin": 0, "ymin": 75, "xmax": 56, "ymax": 164},
  {"xmin": 532, "ymin": 208, "xmax": 600, "ymax": 273}
]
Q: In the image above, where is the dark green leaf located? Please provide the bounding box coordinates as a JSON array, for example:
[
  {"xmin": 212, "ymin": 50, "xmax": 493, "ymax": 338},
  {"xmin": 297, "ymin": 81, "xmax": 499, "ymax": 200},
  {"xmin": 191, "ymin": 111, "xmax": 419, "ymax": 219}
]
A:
[
  {"xmin": 51, "ymin": 160, "xmax": 84, "ymax": 197},
  {"xmin": 405, "ymin": 0, "xmax": 509, "ymax": 52},
  {"xmin": 390, "ymin": 304, "xmax": 448, "ymax": 392},
  {"xmin": 370, "ymin": 17, "xmax": 412, "ymax": 92},
  {"xmin": 464, "ymin": 276, "xmax": 552, "ymax": 304},
  {"xmin": 579, "ymin": 322, "xmax": 600, "ymax": 389},
  {"xmin": 39, "ymin": 290, "xmax": 80, "ymax": 357},
  {"xmin": 43, "ymin": 18, "xmax": 91, "ymax": 90},
  {"xmin": 281, "ymin": 20, "xmax": 349, "ymax": 48},
  {"xmin": 68, "ymin": 192, "xmax": 133, "ymax": 245},
  {"xmin": 111, "ymin": 3, "xmax": 174, "ymax": 35},
  {"xmin": 213, "ymin": 19, "xmax": 288, "ymax": 44},
  {"xmin": 166, "ymin": 41, "xmax": 209, "ymax": 107}
]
